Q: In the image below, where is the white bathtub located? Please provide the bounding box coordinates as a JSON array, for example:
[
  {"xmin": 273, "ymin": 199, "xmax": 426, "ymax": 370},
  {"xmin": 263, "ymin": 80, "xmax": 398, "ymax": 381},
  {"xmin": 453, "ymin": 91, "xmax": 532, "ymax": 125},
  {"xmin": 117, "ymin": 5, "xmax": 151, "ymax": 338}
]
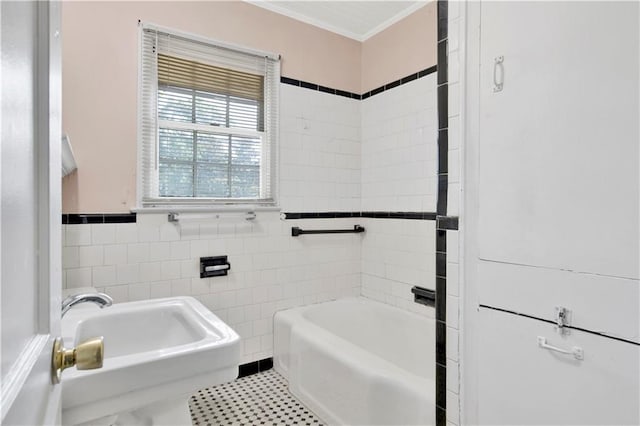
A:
[{"xmin": 274, "ymin": 297, "xmax": 434, "ymax": 425}]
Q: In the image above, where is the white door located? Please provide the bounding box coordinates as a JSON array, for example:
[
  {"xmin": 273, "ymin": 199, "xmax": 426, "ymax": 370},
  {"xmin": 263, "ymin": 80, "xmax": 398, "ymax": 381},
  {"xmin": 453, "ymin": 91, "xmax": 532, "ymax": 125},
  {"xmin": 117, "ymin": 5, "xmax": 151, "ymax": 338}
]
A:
[
  {"xmin": 475, "ymin": 1, "xmax": 640, "ymax": 424},
  {"xmin": 478, "ymin": 1, "xmax": 639, "ymax": 279},
  {"xmin": 1, "ymin": 1, "xmax": 62, "ymax": 424}
]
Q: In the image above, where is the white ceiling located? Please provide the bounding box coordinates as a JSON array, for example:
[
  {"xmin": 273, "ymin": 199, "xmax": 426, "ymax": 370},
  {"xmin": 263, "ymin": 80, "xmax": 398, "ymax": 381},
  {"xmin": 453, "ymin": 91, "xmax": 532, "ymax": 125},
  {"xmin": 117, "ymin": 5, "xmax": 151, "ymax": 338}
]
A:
[{"xmin": 246, "ymin": 1, "xmax": 429, "ymax": 42}]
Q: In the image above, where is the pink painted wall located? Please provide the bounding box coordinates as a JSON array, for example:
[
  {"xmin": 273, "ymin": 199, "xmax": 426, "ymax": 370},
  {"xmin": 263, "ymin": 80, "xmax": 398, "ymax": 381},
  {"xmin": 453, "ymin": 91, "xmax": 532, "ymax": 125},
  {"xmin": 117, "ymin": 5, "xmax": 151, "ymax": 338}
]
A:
[
  {"xmin": 361, "ymin": 2, "xmax": 437, "ymax": 93},
  {"xmin": 61, "ymin": 0, "xmax": 361, "ymax": 213},
  {"xmin": 62, "ymin": 1, "xmax": 436, "ymax": 213}
]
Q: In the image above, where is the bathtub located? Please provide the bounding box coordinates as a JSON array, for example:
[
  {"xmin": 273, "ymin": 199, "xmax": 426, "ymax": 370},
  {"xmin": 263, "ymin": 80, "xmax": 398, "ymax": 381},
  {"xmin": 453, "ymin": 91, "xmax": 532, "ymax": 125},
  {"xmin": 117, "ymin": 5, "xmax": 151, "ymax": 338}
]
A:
[{"xmin": 274, "ymin": 297, "xmax": 434, "ymax": 425}]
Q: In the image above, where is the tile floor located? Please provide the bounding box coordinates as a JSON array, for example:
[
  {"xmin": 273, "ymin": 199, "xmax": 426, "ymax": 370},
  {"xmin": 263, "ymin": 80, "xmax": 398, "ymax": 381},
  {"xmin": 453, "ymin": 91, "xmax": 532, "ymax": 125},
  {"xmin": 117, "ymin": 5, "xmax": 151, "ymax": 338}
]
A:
[{"xmin": 190, "ymin": 369, "xmax": 326, "ymax": 426}]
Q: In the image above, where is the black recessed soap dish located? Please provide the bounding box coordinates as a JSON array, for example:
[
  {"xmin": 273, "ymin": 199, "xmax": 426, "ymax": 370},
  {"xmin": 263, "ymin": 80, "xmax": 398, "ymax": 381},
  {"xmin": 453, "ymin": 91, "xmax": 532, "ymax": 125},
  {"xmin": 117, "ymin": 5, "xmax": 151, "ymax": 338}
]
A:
[{"xmin": 411, "ymin": 286, "xmax": 436, "ymax": 307}]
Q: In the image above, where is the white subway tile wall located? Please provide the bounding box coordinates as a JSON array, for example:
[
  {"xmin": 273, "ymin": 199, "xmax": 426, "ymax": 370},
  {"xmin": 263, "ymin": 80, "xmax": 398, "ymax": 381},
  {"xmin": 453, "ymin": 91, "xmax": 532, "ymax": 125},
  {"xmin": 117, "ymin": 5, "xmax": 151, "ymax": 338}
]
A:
[
  {"xmin": 280, "ymin": 84, "xmax": 361, "ymax": 212},
  {"xmin": 361, "ymin": 75, "xmax": 438, "ymax": 212},
  {"xmin": 361, "ymin": 218, "xmax": 436, "ymax": 317},
  {"xmin": 446, "ymin": 1, "xmax": 465, "ymax": 424},
  {"xmin": 63, "ymin": 213, "xmax": 361, "ymax": 364}
]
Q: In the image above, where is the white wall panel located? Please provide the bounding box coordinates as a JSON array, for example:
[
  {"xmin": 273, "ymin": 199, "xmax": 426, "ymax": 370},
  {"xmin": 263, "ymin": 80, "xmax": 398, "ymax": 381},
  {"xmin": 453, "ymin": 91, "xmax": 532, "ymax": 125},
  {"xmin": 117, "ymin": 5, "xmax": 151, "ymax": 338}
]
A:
[
  {"xmin": 478, "ymin": 1, "xmax": 639, "ymax": 279},
  {"xmin": 478, "ymin": 260, "xmax": 639, "ymax": 344},
  {"xmin": 478, "ymin": 308, "xmax": 639, "ymax": 425}
]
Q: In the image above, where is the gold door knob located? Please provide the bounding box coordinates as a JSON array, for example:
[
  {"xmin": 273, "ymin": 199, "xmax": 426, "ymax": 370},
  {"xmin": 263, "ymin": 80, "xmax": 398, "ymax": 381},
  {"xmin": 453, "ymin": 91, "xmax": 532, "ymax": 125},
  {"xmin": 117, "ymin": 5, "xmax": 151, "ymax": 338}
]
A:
[{"xmin": 51, "ymin": 336, "xmax": 104, "ymax": 384}]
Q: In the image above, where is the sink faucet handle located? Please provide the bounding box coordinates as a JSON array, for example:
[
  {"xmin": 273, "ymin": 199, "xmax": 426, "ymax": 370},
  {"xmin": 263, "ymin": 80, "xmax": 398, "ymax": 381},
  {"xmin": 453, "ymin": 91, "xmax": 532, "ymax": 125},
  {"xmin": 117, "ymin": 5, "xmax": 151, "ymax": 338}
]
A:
[{"xmin": 61, "ymin": 292, "xmax": 113, "ymax": 317}]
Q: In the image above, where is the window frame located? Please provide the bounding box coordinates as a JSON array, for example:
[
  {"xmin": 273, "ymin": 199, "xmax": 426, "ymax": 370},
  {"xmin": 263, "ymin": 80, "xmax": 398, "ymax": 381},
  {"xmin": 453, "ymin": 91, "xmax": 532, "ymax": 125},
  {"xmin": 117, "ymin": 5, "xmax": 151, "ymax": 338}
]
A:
[
  {"xmin": 157, "ymin": 86, "xmax": 264, "ymax": 200},
  {"xmin": 137, "ymin": 22, "xmax": 280, "ymax": 210}
]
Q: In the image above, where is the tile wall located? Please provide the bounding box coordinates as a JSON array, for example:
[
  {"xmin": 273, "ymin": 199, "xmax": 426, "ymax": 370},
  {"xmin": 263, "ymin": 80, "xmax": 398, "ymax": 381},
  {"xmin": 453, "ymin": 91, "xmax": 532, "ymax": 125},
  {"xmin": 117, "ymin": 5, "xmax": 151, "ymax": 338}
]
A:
[
  {"xmin": 359, "ymin": 74, "xmax": 438, "ymax": 318},
  {"xmin": 360, "ymin": 218, "xmax": 436, "ymax": 317},
  {"xmin": 361, "ymin": 75, "xmax": 438, "ymax": 212},
  {"xmin": 62, "ymin": 85, "xmax": 362, "ymax": 364},
  {"xmin": 62, "ymin": 74, "xmax": 440, "ymax": 363},
  {"xmin": 63, "ymin": 213, "xmax": 361, "ymax": 364},
  {"xmin": 279, "ymin": 84, "xmax": 361, "ymax": 212},
  {"xmin": 444, "ymin": 1, "xmax": 464, "ymax": 425}
]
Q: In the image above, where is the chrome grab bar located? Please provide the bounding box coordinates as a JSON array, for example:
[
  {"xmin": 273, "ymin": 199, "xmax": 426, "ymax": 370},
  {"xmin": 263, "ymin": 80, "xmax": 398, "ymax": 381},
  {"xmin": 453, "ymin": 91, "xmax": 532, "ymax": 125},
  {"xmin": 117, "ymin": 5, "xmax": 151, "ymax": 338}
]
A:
[
  {"xmin": 537, "ymin": 336, "xmax": 584, "ymax": 360},
  {"xmin": 168, "ymin": 211, "xmax": 256, "ymax": 222}
]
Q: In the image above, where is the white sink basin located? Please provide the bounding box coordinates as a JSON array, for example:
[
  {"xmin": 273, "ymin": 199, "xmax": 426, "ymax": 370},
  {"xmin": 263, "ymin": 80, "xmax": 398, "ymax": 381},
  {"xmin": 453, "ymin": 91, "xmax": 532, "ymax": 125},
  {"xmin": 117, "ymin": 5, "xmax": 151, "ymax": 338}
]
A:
[{"xmin": 61, "ymin": 296, "xmax": 240, "ymax": 426}]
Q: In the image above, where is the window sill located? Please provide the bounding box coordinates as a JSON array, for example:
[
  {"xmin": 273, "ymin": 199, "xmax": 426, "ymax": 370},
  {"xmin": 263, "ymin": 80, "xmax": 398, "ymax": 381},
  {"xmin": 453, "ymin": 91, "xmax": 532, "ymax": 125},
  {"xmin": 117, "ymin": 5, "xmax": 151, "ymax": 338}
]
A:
[{"xmin": 131, "ymin": 205, "xmax": 281, "ymax": 214}]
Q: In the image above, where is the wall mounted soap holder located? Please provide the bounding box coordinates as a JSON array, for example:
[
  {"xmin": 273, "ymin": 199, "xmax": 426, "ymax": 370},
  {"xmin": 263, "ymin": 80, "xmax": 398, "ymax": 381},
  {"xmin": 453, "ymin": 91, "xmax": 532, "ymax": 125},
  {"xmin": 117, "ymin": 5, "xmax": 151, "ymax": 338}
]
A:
[{"xmin": 411, "ymin": 286, "xmax": 435, "ymax": 307}]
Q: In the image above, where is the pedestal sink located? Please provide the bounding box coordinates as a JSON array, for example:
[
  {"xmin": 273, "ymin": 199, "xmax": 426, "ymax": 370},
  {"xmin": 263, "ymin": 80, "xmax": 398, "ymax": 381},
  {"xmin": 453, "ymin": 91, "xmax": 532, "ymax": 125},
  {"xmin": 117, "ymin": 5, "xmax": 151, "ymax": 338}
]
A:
[{"xmin": 60, "ymin": 296, "xmax": 240, "ymax": 426}]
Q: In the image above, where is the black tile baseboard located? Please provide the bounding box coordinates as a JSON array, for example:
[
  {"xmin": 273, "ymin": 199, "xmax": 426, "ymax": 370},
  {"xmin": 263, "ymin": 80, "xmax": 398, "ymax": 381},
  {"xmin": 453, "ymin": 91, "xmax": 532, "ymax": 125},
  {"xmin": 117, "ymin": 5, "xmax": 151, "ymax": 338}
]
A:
[
  {"xmin": 281, "ymin": 65, "xmax": 437, "ymax": 101},
  {"xmin": 238, "ymin": 357, "xmax": 274, "ymax": 378},
  {"xmin": 63, "ymin": 213, "xmax": 137, "ymax": 224}
]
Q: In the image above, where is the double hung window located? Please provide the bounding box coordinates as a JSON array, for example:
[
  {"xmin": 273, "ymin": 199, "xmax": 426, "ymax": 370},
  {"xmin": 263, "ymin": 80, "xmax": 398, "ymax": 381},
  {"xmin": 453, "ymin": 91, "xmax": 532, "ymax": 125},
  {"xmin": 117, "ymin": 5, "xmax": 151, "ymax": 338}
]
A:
[{"xmin": 139, "ymin": 25, "xmax": 279, "ymax": 206}]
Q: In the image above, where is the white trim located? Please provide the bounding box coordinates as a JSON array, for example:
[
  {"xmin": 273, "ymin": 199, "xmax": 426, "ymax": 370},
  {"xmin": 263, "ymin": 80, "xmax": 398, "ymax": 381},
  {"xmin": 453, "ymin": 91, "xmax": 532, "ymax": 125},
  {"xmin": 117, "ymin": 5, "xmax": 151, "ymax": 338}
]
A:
[
  {"xmin": 461, "ymin": 2, "xmax": 484, "ymax": 424},
  {"xmin": 138, "ymin": 23, "xmax": 280, "ymax": 208},
  {"xmin": 361, "ymin": 2, "xmax": 430, "ymax": 41},
  {"xmin": 246, "ymin": 1, "xmax": 363, "ymax": 41},
  {"xmin": 245, "ymin": 0, "xmax": 431, "ymax": 42},
  {"xmin": 141, "ymin": 22, "xmax": 280, "ymax": 60},
  {"xmin": 0, "ymin": 335, "xmax": 50, "ymax": 422},
  {"xmin": 158, "ymin": 120, "xmax": 264, "ymax": 139},
  {"xmin": 132, "ymin": 205, "xmax": 281, "ymax": 214},
  {"xmin": 136, "ymin": 22, "xmax": 144, "ymax": 215}
]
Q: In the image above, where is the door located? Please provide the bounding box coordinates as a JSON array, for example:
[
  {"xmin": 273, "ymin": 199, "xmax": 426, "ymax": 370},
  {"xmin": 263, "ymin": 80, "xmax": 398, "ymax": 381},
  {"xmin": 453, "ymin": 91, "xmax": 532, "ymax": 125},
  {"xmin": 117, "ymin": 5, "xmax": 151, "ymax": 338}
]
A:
[
  {"xmin": 1, "ymin": 1, "xmax": 62, "ymax": 424},
  {"xmin": 475, "ymin": 1, "xmax": 639, "ymax": 424},
  {"xmin": 478, "ymin": 1, "xmax": 639, "ymax": 279}
]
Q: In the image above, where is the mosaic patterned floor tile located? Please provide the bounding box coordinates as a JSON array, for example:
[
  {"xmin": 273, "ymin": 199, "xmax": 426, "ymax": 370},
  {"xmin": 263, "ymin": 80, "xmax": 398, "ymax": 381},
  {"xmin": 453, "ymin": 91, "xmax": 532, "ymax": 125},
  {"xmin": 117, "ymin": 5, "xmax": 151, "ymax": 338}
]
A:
[{"xmin": 190, "ymin": 369, "xmax": 326, "ymax": 426}]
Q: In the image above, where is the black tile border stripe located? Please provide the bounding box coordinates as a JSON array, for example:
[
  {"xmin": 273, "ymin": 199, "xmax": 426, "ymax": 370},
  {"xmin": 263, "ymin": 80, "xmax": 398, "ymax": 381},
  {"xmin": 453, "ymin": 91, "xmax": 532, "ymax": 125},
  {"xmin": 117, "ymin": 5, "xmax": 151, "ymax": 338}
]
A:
[
  {"xmin": 436, "ymin": 320, "xmax": 446, "ymax": 365},
  {"xmin": 280, "ymin": 65, "xmax": 437, "ymax": 101},
  {"xmin": 281, "ymin": 76, "xmax": 360, "ymax": 99},
  {"xmin": 238, "ymin": 357, "xmax": 274, "ymax": 378},
  {"xmin": 437, "ymin": 40, "xmax": 448, "ymax": 86},
  {"xmin": 437, "ymin": 0, "xmax": 448, "ymax": 42},
  {"xmin": 436, "ymin": 363, "xmax": 447, "ymax": 409},
  {"xmin": 436, "ymin": 277, "xmax": 447, "ymax": 322},
  {"xmin": 435, "ymin": 1, "xmax": 449, "ymax": 425},
  {"xmin": 283, "ymin": 211, "xmax": 438, "ymax": 221},
  {"xmin": 437, "ymin": 175, "xmax": 448, "ymax": 217},
  {"xmin": 436, "ymin": 229, "xmax": 447, "ymax": 253},
  {"xmin": 63, "ymin": 213, "xmax": 137, "ymax": 224},
  {"xmin": 480, "ymin": 305, "xmax": 640, "ymax": 347},
  {"xmin": 437, "ymin": 215, "xmax": 459, "ymax": 230},
  {"xmin": 63, "ymin": 211, "xmax": 441, "ymax": 224}
]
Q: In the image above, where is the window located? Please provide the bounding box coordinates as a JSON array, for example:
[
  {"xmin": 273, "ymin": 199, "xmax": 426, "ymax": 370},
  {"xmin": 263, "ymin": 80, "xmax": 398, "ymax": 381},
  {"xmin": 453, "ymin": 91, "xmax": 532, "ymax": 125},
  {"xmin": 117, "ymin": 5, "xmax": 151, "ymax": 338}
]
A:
[{"xmin": 139, "ymin": 25, "xmax": 280, "ymax": 207}]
